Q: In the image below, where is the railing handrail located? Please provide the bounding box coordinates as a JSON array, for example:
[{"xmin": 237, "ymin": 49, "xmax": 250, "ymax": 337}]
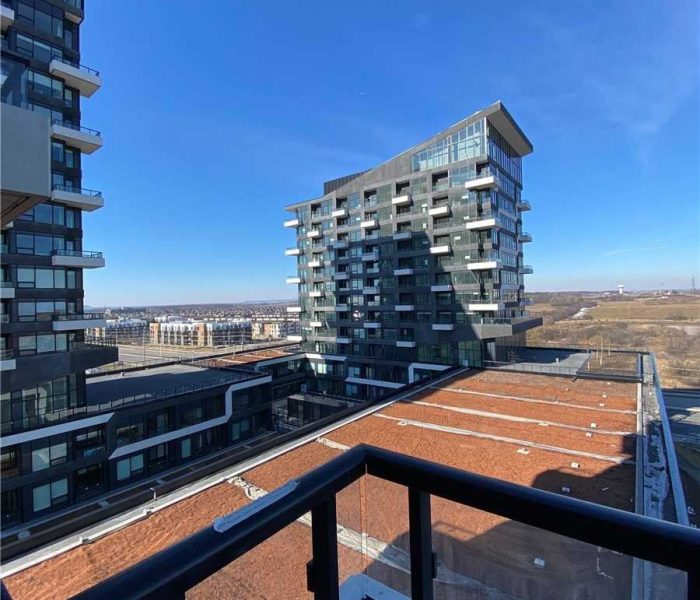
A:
[
  {"xmin": 73, "ymin": 444, "xmax": 700, "ymax": 600},
  {"xmin": 52, "ymin": 119, "xmax": 101, "ymax": 137},
  {"xmin": 51, "ymin": 249, "xmax": 103, "ymax": 258},
  {"xmin": 50, "ymin": 55, "xmax": 99, "ymax": 77},
  {"xmin": 53, "ymin": 312, "xmax": 105, "ymax": 321},
  {"xmin": 52, "ymin": 184, "xmax": 103, "ymax": 197}
]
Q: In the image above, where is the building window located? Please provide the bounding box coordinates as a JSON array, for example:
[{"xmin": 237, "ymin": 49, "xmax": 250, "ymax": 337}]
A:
[
  {"xmin": 32, "ymin": 478, "xmax": 68, "ymax": 513},
  {"xmin": 75, "ymin": 464, "xmax": 104, "ymax": 499},
  {"xmin": 116, "ymin": 454, "xmax": 144, "ymax": 481},
  {"xmin": 74, "ymin": 427, "xmax": 105, "ymax": 458},
  {"xmin": 31, "ymin": 438, "xmax": 67, "ymax": 472},
  {"xmin": 1, "ymin": 446, "xmax": 19, "ymax": 478}
]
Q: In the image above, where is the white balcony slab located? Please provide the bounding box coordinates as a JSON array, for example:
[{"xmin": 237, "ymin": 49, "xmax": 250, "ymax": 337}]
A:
[
  {"xmin": 332, "ymin": 208, "xmax": 348, "ymax": 218},
  {"xmin": 286, "ymin": 276, "xmax": 302, "ymax": 284},
  {"xmin": 364, "ymin": 322, "xmax": 381, "ymax": 329},
  {"xmin": 395, "ymin": 305, "xmax": 414, "ymax": 312},
  {"xmin": 286, "ymin": 306, "xmax": 302, "ymax": 313},
  {"xmin": 308, "ymin": 260, "xmax": 323, "ymax": 268},
  {"xmin": 50, "ymin": 188, "xmax": 103, "ymax": 211},
  {"xmin": 429, "ymin": 245, "xmax": 451, "ymax": 255},
  {"xmin": 335, "ymin": 337, "xmax": 351, "ymax": 344},
  {"xmin": 284, "ymin": 218, "xmax": 300, "ymax": 228},
  {"xmin": 51, "ymin": 254, "xmax": 104, "ymax": 269},
  {"xmin": 307, "ymin": 230, "xmax": 322, "ymax": 238},
  {"xmin": 430, "ymin": 285, "xmax": 453, "ymax": 292},
  {"xmin": 284, "ymin": 248, "xmax": 302, "ymax": 256},
  {"xmin": 392, "ymin": 195, "xmax": 411, "ymax": 205},
  {"xmin": 309, "ymin": 290, "xmax": 324, "ymax": 298},
  {"xmin": 467, "ymin": 303, "xmax": 504, "ymax": 311},
  {"xmin": 466, "ymin": 217, "xmax": 498, "ymax": 230},
  {"xmin": 50, "ymin": 123, "xmax": 102, "ymax": 154},
  {"xmin": 345, "ymin": 376, "xmax": 403, "ymax": 389},
  {"xmin": 393, "ymin": 268, "xmax": 413, "ymax": 276},
  {"xmin": 467, "ymin": 261, "xmax": 500, "ymax": 270},
  {"xmin": 396, "ymin": 340, "xmax": 416, "ymax": 348},
  {"xmin": 432, "ymin": 324, "xmax": 455, "ymax": 331},
  {"xmin": 429, "ymin": 205, "xmax": 450, "ymax": 217},
  {"xmin": 333, "ymin": 240, "xmax": 349, "ymax": 249},
  {"xmin": 49, "ymin": 59, "xmax": 101, "ymax": 97},
  {"xmin": 310, "ymin": 321, "xmax": 323, "ymax": 327},
  {"xmin": 53, "ymin": 317, "xmax": 106, "ymax": 332},
  {"xmin": 287, "ymin": 335, "xmax": 303, "ymax": 342},
  {"xmin": 334, "ymin": 272, "xmax": 349, "ymax": 280},
  {"xmin": 464, "ymin": 175, "xmax": 499, "ymax": 190},
  {"xmin": 360, "ymin": 219, "xmax": 378, "ymax": 228}
]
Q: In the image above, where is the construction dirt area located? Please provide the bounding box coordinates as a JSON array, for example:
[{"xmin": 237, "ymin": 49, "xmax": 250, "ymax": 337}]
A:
[{"xmin": 3, "ymin": 370, "xmax": 639, "ymax": 600}]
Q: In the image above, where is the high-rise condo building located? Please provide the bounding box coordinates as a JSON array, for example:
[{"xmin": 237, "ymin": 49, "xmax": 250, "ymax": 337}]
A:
[
  {"xmin": 284, "ymin": 102, "xmax": 542, "ymax": 399},
  {"xmin": 1, "ymin": 0, "xmax": 117, "ymax": 524}
]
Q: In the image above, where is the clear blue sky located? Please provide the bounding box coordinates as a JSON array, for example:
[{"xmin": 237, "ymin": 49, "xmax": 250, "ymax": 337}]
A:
[{"xmin": 80, "ymin": 0, "xmax": 700, "ymax": 306}]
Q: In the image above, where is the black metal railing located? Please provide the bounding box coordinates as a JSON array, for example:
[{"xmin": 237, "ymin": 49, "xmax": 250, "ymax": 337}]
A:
[
  {"xmin": 54, "ymin": 312, "xmax": 105, "ymax": 321},
  {"xmin": 51, "ymin": 249, "xmax": 103, "ymax": 258},
  {"xmin": 73, "ymin": 444, "xmax": 700, "ymax": 600},
  {"xmin": 52, "ymin": 184, "xmax": 103, "ymax": 197},
  {"xmin": 50, "ymin": 55, "xmax": 99, "ymax": 76},
  {"xmin": 52, "ymin": 119, "xmax": 101, "ymax": 137}
]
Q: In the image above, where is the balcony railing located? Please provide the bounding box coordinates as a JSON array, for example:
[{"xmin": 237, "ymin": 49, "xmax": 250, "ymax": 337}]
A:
[
  {"xmin": 52, "ymin": 184, "xmax": 103, "ymax": 197},
  {"xmin": 51, "ymin": 249, "xmax": 103, "ymax": 259},
  {"xmin": 52, "ymin": 119, "xmax": 101, "ymax": 137},
  {"xmin": 75, "ymin": 444, "xmax": 700, "ymax": 600},
  {"xmin": 49, "ymin": 55, "xmax": 99, "ymax": 77},
  {"xmin": 54, "ymin": 312, "xmax": 105, "ymax": 321}
]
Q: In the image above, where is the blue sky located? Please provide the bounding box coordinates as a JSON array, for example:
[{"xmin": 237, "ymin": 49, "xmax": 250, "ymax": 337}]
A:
[{"xmin": 80, "ymin": 0, "xmax": 700, "ymax": 306}]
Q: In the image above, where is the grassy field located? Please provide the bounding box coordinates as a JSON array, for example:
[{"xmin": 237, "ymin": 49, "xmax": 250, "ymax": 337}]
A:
[
  {"xmin": 589, "ymin": 297, "xmax": 700, "ymax": 321},
  {"xmin": 529, "ymin": 294, "xmax": 700, "ymax": 388}
]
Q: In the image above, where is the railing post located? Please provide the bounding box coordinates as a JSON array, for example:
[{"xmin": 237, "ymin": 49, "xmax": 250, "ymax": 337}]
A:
[
  {"xmin": 310, "ymin": 497, "xmax": 339, "ymax": 600},
  {"xmin": 408, "ymin": 487, "xmax": 434, "ymax": 600}
]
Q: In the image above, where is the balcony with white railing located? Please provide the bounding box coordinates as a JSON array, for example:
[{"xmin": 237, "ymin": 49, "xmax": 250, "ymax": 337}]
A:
[
  {"xmin": 284, "ymin": 218, "xmax": 300, "ymax": 228},
  {"xmin": 428, "ymin": 205, "xmax": 450, "ymax": 217},
  {"xmin": 307, "ymin": 229, "xmax": 322, "ymax": 239},
  {"xmin": 286, "ymin": 276, "xmax": 302, "ymax": 284},
  {"xmin": 394, "ymin": 268, "xmax": 413, "ymax": 276},
  {"xmin": 284, "ymin": 247, "xmax": 302, "ymax": 256},
  {"xmin": 360, "ymin": 218, "xmax": 379, "ymax": 229},
  {"xmin": 429, "ymin": 245, "xmax": 451, "ymax": 255}
]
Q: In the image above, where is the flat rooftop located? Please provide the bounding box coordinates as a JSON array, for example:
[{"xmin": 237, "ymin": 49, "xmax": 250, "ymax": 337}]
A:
[
  {"xmin": 5, "ymin": 370, "xmax": 639, "ymax": 599},
  {"xmin": 86, "ymin": 363, "xmax": 257, "ymax": 406}
]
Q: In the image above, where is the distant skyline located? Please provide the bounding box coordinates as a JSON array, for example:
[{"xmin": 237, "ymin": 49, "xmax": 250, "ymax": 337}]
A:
[{"xmin": 81, "ymin": 0, "xmax": 699, "ymax": 306}]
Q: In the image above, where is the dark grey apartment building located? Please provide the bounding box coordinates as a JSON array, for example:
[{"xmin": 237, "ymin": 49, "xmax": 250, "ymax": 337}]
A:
[
  {"xmin": 284, "ymin": 102, "xmax": 542, "ymax": 399},
  {"xmin": 0, "ymin": 0, "xmax": 118, "ymax": 524},
  {"xmin": 0, "ymin": 2, "xmax": 273, "ymax": 531}
]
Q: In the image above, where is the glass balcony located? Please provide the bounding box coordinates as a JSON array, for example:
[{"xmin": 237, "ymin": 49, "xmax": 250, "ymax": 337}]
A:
[
  {"xmin": 51, "ymin": 249, "xmax": 105, "ymax": 269},
  {"xmin": 53, "ymin": 312, "xmax": 106, "ymax": 331},
  {"xmin": 50, "ymin": 184, "xmax": 104, "ymax": 211}
]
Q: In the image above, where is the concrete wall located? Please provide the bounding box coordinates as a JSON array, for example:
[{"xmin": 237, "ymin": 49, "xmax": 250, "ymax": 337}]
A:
[{"xmin": 1, "ymin": 103, "xmax": 51, "ymax": 198}]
